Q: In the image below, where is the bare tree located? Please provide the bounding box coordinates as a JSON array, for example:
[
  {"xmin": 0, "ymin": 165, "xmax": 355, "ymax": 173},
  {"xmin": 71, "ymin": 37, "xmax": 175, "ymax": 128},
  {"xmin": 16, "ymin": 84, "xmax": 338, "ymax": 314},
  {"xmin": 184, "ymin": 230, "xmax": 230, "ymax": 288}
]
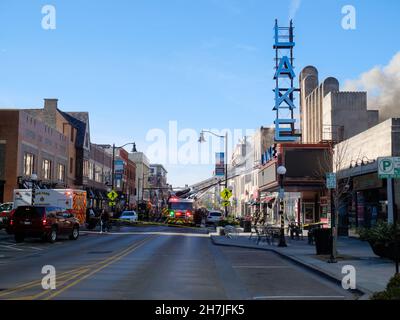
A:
[{"xmin": 315, "ymin": 140, "xmax": 354, "ymax": 261}]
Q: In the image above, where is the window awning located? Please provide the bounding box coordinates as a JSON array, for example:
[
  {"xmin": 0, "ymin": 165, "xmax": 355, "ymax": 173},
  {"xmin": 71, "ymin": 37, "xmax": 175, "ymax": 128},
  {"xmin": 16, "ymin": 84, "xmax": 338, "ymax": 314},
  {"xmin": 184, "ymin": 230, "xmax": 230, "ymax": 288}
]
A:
[{"xmin": 261, "ymin": 196, "xmax": 276, "ymax": 203}]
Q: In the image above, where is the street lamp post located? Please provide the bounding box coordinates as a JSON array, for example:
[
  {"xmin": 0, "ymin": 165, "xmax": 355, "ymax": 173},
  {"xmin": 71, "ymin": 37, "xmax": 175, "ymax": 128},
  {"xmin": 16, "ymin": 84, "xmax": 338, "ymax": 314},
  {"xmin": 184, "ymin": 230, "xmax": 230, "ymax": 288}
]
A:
[
  {"xmin": 110, "ymin": 142, "xmax": 137, "ymax": 213},
  {"xmin": 199, "ymin": 130, "xmax": 229, "ymax": 218},
  {"xmin": 277, "ymin": 166, "xmax": 287, "ymax": 247},
  {"xmin": 30, "ymin": 173, "xmax": 38, "ymax": 206}
]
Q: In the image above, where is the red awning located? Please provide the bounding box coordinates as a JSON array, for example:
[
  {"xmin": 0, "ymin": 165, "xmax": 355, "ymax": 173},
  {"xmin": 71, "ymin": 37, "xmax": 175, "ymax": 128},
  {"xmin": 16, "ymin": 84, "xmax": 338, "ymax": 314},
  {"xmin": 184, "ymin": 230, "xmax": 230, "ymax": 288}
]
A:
[{"xmin": 261, "ymin": 196, "xmax": 275, "ymax": 203}]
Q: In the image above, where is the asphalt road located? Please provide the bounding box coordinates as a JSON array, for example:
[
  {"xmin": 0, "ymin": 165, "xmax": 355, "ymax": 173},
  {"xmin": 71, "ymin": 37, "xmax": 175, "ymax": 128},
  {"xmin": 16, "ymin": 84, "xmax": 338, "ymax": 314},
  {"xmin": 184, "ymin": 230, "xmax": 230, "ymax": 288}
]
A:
[{"xmin": 0, "ymin": 225, "xmax": 358, "ymax": 300}]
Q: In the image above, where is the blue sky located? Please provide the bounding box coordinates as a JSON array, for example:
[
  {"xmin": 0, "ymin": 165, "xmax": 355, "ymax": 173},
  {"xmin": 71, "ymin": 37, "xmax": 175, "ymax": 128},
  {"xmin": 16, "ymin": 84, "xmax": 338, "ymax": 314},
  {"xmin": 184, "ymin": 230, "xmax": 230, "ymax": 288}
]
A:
[{"xmin": 0, "ymin": 0, "xmax": 399, "ymax": 187}]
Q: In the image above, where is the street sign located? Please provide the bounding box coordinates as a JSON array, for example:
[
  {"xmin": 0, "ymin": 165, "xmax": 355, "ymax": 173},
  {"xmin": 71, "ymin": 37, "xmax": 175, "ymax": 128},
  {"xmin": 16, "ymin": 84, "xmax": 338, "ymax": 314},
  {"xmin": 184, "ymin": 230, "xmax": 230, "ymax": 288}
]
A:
[
  {"xmin": 107, "ymin": 190, "xmax": 118, "ymax": 201},
  {"xmin": 108, "ymin": 201, "xmax": 116, "ymax": 207},
  {"xmin": 221, "ymin": 200, "xmax": 230, "ymax": 207},
  {"xmin": 378, "ymin": 157, "xmax": 400, "ymax": 179},
  {"xmin": 326, "ymin": 173, "xmax": 336, "ymax": 189},
  {"xmin": 220, "ymin": 188, "xmax": 232, "ymax": 200},
  {"xmin": 215, "ymin": 153, "xmax": 225, "ymax": 177}
]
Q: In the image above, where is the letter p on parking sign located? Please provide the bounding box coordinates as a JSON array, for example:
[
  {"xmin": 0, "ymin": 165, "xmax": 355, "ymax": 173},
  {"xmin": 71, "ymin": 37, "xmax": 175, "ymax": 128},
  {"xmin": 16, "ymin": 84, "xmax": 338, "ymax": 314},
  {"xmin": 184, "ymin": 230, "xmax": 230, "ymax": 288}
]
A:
[{"xmin": 378, "ymin": 157, "xmax": 400, "ymax": 178}]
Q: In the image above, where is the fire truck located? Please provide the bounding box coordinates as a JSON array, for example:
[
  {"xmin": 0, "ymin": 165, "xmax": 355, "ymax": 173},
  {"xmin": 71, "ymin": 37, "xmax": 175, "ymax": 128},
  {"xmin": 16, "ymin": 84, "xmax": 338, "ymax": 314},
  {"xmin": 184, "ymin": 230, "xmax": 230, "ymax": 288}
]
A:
[{"xmin": 167, "ymin": 197, "xmax": 194, "ymax": 222}]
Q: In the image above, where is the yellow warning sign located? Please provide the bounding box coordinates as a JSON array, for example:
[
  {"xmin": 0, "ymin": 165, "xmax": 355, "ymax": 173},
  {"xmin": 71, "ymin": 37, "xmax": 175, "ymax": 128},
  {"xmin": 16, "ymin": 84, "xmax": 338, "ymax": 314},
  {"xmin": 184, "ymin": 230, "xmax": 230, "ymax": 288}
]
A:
[
  {"xmin": 220, "ymin": 188, "xmax": 232, "ymax": 200},
  {"xmin": 107, "ymin": 190, "xmax": 118, "ymax": 201},
  {"xmin": 221, "ymin": 200, "xmax": 230, "ymax": 207}
]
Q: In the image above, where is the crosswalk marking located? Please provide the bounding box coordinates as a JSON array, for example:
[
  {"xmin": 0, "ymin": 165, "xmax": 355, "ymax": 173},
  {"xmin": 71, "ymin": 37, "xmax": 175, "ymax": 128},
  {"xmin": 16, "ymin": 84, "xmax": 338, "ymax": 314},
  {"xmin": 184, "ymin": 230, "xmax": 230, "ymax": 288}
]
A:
[{"xmin": 0, "ymin": 245, "xmax": 24, "ymax": 251}]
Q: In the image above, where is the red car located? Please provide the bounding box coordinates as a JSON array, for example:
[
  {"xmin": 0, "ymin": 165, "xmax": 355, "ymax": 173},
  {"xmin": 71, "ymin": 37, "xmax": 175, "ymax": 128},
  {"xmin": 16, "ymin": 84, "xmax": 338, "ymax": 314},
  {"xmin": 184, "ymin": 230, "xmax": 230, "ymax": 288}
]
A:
[
  {"xmin": 0, "ymin": 202, "xmax": 14, "ymax": 233},
  {"xmin": 11, "ymin": 206, "xmax": 80, "ymax": 243}
]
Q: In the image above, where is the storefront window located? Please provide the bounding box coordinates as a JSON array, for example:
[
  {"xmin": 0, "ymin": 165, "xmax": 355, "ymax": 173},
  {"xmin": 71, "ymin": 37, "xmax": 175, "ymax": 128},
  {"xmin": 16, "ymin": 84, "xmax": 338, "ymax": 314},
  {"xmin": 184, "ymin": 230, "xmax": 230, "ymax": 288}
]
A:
[{"xmin": 303, "ymin": 203, "xmax": 315, "ymax": 224}]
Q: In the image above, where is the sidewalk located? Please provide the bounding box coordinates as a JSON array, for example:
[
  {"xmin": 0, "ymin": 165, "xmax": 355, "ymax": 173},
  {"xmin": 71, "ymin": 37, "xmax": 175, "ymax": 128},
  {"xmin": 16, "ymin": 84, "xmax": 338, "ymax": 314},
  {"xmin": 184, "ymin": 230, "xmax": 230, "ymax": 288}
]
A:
[{"xmin": 210, "ymin": 232, "xmax": 396, "ymax": 297}]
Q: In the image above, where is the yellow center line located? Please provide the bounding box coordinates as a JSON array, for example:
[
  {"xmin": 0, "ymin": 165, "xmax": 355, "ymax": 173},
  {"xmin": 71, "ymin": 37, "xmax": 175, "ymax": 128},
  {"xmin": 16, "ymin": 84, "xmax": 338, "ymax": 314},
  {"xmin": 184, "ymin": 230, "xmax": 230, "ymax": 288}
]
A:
[
  {"xmin": 0, "ymin": 265, "xmax": 94, "ymax": 298},
  {"xmin": 44, "ymin": 235, "xmax": 156, "ymax": 300},
  {"xmin": 8, "ymin": 268, "xmax": 91, "ymax": 300},
  {"xmin": 0, "ymin": 235, "xmax": 156, "ymax": 299}
]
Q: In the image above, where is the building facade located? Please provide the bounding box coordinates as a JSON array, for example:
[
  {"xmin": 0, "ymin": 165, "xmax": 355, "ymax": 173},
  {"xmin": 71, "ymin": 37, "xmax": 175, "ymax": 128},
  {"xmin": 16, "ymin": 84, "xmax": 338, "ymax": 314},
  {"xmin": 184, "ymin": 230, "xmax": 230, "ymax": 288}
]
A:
[
  {"xmin": 299, "ymin": 66, "xmax": 379, "ymax": 144},
  {"xmin": 128, "ymin": 151, "xmax": 150, "ymax": 203},
  {"xmin": 20, "ymin": 99, "xmax": 111, "ymax": 210},
  {"xmin": 149, "ymin": 164, "xmax": 169, "ymax": 214},
  {"xmin": 299, "ymin": 66, "xmax": 400, "ymax": 233},
  {"xmin": 0, "ymin": 109, "xmax": 69, "ymax": 202},
  {"xmin": 102, "ymin": 146, "xmax": 137, "ymax": 210},
  {"xmin": 333, "ymin": 118, "xmax": 400, "ymax": 234}
]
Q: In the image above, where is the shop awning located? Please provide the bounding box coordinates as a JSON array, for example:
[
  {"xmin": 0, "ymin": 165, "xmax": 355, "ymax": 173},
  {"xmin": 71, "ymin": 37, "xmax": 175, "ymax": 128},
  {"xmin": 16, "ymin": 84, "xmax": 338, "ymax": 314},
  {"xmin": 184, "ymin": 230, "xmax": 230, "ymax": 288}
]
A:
[{"xmin": 261, "ymin": 196, "xmax": 275, "ymax": 203}]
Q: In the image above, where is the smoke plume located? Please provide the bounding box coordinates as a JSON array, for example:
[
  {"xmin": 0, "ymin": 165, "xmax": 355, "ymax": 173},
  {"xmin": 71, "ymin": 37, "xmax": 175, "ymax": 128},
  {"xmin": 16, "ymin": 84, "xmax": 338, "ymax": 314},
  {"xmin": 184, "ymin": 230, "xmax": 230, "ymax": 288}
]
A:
[
  {"xmin": 344, "ymin": 51, "xmax": 400, "ymax": 122},
  {"xmin": 289, "ymin": 0, "xmax": 301, "ymax": 21}
]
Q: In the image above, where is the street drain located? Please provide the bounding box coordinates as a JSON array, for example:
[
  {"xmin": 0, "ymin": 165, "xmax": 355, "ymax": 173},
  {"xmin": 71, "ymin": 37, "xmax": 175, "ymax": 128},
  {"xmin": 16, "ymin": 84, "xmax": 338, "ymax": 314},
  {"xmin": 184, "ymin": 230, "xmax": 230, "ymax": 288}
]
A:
[{"xmin": 87, "ymin": 251, "xmax": 113, "ymax": 254}]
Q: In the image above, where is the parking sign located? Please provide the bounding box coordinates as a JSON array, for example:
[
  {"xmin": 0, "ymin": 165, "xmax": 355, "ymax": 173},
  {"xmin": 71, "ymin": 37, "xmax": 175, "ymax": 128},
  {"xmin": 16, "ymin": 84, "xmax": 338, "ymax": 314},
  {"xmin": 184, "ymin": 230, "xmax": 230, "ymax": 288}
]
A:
[{"xmin": 378, "ymin": 157, "xmax": 400, "ymax": 179}]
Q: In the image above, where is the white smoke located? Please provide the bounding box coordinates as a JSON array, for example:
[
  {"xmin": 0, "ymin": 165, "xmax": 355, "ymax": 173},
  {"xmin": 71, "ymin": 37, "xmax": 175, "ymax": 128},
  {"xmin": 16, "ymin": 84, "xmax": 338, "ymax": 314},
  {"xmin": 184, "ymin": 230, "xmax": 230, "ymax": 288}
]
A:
[
  {"xmin": 344, "ymin": 51, "xmax": 400, "ymax": 121},
  {"xmin": 289, "ymin": 0, "xmax": 301, "ymax": 21}
]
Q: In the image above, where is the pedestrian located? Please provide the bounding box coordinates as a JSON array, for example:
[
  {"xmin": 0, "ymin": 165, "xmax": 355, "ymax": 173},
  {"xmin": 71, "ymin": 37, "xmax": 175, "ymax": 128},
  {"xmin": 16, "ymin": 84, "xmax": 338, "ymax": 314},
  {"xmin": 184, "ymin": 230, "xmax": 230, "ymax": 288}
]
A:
[{"xmin": 101, "ymin": 209, "xmax": 110, "ymax": 233}]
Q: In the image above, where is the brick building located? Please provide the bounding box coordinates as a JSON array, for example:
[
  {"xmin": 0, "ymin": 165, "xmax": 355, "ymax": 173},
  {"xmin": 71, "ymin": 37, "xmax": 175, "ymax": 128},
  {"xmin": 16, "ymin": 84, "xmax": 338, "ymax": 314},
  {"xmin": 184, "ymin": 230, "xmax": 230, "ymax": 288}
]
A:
[
  {"xmin": 22, "ymin": 99, "xmax": 113, "ymax": 210},
  {"xmin": 0, "ymin": 109, "xmax": 69, "ymax": 202},
  {"xmin": 102, "ymin": 146, "xmax": 136, "ymax": 210}
]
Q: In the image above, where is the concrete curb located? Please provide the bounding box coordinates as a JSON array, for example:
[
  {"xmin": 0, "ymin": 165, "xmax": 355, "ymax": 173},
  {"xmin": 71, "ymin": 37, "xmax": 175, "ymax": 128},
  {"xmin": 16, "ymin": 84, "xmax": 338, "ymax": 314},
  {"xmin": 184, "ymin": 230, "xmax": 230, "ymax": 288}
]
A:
[{"xmin": 210, "ymin": 235, "xmax": 372, "ymax": 300}]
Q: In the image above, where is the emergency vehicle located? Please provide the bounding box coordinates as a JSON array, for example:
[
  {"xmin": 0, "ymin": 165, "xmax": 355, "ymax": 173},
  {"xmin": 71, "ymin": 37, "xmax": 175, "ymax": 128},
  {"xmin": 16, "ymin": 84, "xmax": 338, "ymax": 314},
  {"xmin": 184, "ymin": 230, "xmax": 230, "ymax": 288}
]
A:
[{"xmin": 13, "ymin": 189, "xmax": 87, "ymax": 224}]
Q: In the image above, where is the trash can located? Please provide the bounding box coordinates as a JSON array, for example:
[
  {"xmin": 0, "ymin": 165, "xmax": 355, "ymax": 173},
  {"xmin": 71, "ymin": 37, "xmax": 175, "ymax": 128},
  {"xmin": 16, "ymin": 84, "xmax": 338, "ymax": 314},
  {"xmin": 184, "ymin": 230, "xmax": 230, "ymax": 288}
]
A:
[
  {"xmin": 243, "ymin": 221, "xmax": 252, "ymax": 233},
  {"xmin": 314, "ymin": 228, "xmax": 332, "ymax": 255}
]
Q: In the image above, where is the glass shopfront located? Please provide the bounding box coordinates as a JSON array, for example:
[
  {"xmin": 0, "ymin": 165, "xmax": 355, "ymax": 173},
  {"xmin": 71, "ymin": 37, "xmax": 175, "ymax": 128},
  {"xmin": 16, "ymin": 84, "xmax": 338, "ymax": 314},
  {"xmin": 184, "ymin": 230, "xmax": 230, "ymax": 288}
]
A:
[
  {"xmin": 302, "ymin": 203, "xmax": 315, "ymax": 224},
  {"xmin": 349, "ymin": 173, "xmax": 387, "ymax": 229}
]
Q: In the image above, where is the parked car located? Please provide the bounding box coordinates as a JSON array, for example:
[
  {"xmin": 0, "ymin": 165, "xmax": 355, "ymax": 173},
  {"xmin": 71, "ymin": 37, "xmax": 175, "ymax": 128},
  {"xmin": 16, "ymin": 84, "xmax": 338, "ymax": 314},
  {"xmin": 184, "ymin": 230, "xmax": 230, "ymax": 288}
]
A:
[
  {"xmin": 206, "ymin": 211, "xmax": 223, "ymax": 225},
  {"xmin": 0, "ymin": 202, "xmax": 14, "ymax": 230},
  {"xmin": 119, "ymin": 210, "xmax": 138, "ymax": 223},
  {"xmin": 11, "ymin": 206, "xmax": 80, "ymax": 243}
]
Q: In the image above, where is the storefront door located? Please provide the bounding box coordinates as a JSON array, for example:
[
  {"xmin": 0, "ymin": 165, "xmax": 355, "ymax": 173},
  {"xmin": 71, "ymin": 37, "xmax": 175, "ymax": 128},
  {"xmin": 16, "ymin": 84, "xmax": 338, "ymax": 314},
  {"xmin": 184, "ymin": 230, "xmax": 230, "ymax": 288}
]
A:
[{"xmin": 302, "ymin": 203, "xmax": 315, "ymax": 224}]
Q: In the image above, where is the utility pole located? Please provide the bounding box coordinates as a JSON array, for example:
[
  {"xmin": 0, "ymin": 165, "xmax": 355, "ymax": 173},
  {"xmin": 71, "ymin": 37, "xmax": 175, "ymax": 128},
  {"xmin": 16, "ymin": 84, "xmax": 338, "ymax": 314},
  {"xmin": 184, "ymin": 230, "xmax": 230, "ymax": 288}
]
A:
[
  {"xmin": 328, "ymin": 188, "xmax": 337, "ymax": 263},
  {"xmin": 199, "ymin": 130, "xmax": 229, "ymax": 217},
  {"xmin": 277, "ymin": 166, "xmax": 287, "ymax": 247},
  {"xmin": 142, "ymin": 169, "xmax": 145, "ymax": 202},
  {"xmin": 224, "ymin": 131, "xmax": 228, "ymax": 218},
  {"xmin": 111, "ymin": 143, "xmax": 116, "ymax": 213}
]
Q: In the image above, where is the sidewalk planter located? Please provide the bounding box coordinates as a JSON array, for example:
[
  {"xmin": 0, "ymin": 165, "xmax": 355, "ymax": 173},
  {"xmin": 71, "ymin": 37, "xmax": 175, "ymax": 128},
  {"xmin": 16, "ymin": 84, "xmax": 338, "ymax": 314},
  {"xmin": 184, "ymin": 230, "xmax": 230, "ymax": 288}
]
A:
[
  {"xmin": 358, "ymin": 222, "xmax": 400, "ymax": 261},
  {"xmin": 368, "ymin": 241, "xmax": 387, "ymax": 258},
  {"xmin": 368, "ymin": 241, "xmax": 399, "ymax": 261},
  {"xmin": 243, "ymin": 221, "xmax": 251, "ymax": 233},
  {"xmin": 314, "ymin": 228, "xmax": 332, "ymax": 255}
]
